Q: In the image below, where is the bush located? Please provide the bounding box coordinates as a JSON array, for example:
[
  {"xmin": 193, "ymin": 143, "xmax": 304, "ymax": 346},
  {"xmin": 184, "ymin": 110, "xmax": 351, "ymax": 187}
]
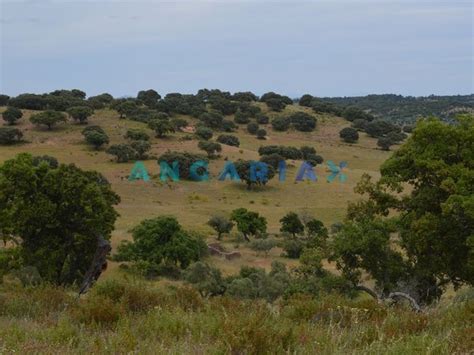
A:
[
  {"xmin": 207, "ymin": 215, "xmax": 233, "ymax": 240},
  {"xmin": 158, "ymin": 151, "xmax": 208, "ymax": 180},
  {"xmin": 84, "ymin": 130, "xmax": 109, "ymax": 150},
  {"xmin": 198, "ymin": 141, "xmax": 222, "ymax": 158},
  {"xmin": 2, "ymin": 107, "xmax": 22, "ymax": 125},
  {"xmin": 351, "ymin": 119, "xmax": 369, "ymax": 131},
  {"xmin": 130, "ymin": 140, "xmax": 151, "ymax": 159},
  {"xmin": 289, "ymin": 112, "xmax": 317, "ymax": 132},
  {"xmin": 0, "ymin": 94, "xmax": 10, "ymax": 106},
  {"xmin": 256, "ymin": 128, "xmax": 267, "ymax": 140},
  {"xmin": 170, "ymin": 118, "xmax": 189, "ymax": 131},
  {"xmin": 271, "ymin": 117, "xmax": 291, "ymax": 131},
  {"xmin": 9, "ymin": 93, "xmax": 47, "ymax": 110},
  {"xmin": 107, "ymin": 144, "xmax": 137, "ymax": 162},
  {"xmin": 195, "ymin": 126, "xmax": 213, "ymax": 140},
  {"xmin": 339, "ymin": 127, "xmax": 359, "ymax": 143},
  {"xmin": 0, "ymin": 127, "xmax": 23, "ymax": 145},
  {"xmin": 125, "ymin": 129, "xmax": 150, "ymax": 141},
  {"xmin": 67, "ymin": 106, "xmax": 94, "ymax": 124},
  {"xmin": 256, "ymin": 113, "xmax": 269, "ymax": 124},
  {"xmin": 258, "ymin": 145, "xmax": 302, "ymax": 160},
  {"xmin": 299, "ymin": 94, "xmax": 314, "ymax": 107},
  {"xmin": 247, "ymin": 122, "xmax": 259, "ymax": 134},
  {"xmin": 259, "ymin": 153, "xmax": 284, "ymax": 169},
  {"xmin": 365, "ymin": 120, "xmax": 400, "ymax": 138},
  {"xmin": 114, "ymin": 216, "xmax": 207, "ymax": 270},
  {"xmin": 30, "ymin": 110, "xmax": 67, "ymax": 130},
  {"xmin": 234, "ymin": 159, "xmax": 276, "ymax": 189},
  {"xmin": 148, "ymin": 119, "xmax": 175, "ymax": 138},
  {"xmin": 377, "ymin": 137, "xmax": 394, "ymax": 151},
  {"xmin": 185, "ymin": 262, "xmax": 226, "ymax": 297},
  {"xmin": 249, "ymin": 239, "xmax": 276, "ymax": 257},
  {"xmin": 234, "ymin": 110, "xmax": 251, "ymax": 124},
  {"xmin": 342, "ymin": 106, "xmax": 374, "ymax": 122},
  {"xmin": 222, "ymin": 119, "xmax": 237, "ymax": 132},
  {"xmin": 387, "ymin": 131, "xmax": 407, "ymax": 143},
  {"xmin": 217, "ymin": 134, "xmax": 240, "ymax": 147},
  {"xmin": 282, "ymin": 239, "xmax": 305, "ymax": 259},
  {"xmin": 230, "ymin": 208, "xmax": 267, "ymax": 241},
  {"xmin": 199, "ymin": 111, "xmax": 224, "ymax": 129}
]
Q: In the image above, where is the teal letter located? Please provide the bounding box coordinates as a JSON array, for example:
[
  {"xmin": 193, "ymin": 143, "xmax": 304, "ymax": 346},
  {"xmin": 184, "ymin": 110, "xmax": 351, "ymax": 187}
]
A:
[
  {"xmin": 159, "ymin": 161, "xmax": 179, "ymax": 182},
  {"xmin": 190, "ymin": 160, "xmax": 209, "ymax": 181},
  {"xmin": 128, "ymin": 161, "xmax": 150, "ymax": 182},
  {"xmin": 218, "ymin": 161, "xmax": 240, "ymax": 181}
]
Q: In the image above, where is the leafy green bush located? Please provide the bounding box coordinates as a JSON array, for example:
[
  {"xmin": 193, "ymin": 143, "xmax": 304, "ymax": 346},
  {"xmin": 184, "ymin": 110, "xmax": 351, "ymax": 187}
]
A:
[{"xmin": 217, "ymin": 134, "xmax": 240, "ymax": 147}]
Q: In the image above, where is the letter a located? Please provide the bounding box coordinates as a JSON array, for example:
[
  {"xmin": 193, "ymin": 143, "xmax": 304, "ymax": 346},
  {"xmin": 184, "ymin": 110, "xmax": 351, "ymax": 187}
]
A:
[
  {"xmin": 128, "ymin": 161, "xmax": 150, "ymax": 182},
  {"xmin": 218, "ymin": 161, "xmax": 240, "ymax": 181}
]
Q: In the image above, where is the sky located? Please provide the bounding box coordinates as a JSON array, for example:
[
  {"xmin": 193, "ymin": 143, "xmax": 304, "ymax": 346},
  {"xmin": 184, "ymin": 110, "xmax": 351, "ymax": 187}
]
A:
[{"xmin": 0, "ymin": 0, "xmax": 473, "ymax": 98}]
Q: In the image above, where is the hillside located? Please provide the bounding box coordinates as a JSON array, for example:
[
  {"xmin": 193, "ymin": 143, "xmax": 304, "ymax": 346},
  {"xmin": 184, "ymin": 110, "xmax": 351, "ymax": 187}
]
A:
[{"xmin": 0, "ymin": 103, "xmax": 392, "ymax": 276}]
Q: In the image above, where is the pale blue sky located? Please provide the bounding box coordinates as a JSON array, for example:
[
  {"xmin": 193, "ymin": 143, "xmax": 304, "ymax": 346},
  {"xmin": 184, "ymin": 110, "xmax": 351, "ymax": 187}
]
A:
[{"xmin": 1, "ymin": 0, "xmax": 473, "ymax": 98}]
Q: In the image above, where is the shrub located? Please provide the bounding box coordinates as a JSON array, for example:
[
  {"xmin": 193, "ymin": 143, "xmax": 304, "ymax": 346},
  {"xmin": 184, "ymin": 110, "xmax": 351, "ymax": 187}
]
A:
[
  {"xmin": 256, "ymin": 128, "xmax": 267, "ymax": 139},
  {"xmin": 234, "ymin": 159, "xmax": 276, "ymax": 189},
  {"xmin": 125, "ymin": 129, "xmax": 150, "ymax": 141},
  {"xmin": 230, "ymin": 208, "xmax": 267, "ymax": 241},
  {"xmin": 9, "ymin": 93, "xmax": 47, "ymax": 110},
  {"xmin": 148, "ymin": 119, "xmax": 175, "ymax": 138},
  {"xmin": 342, "ymin": 106, "xmax": 374, "ymax": 122},
  {"xmin": 386, "ymin": 131, "xmax": 407, "ymax": 143},
  {"xmin": 247, "ymin": 122, "xmax": 259, "ymax": 134},
  {"xmin": 282, "ymin": 239, "xmax": 305, "ymax": 259},
  {"xmin": 351, "ymin": 119, "xmax": 369, "ymax": 131},
  {"xmin": 107, "ymin": 144, "xmax": 137, "ymax": 162},
  {"xmin": 289, "ymin": 112, "xmax": 317, "ymax": 132},
  {"xmin": 199, "ymin": 111, "xmax": 224, "ymax": 129},
  {"xmin": 2, "ymin": 107, "xmax": 22, "ymax": 125},
  {"xmin": 280, "ymin": 212, "xmax": 304, "ymax": 237},
  {"xmin": 130, "ymin": 140, "xmax": 151, "ymax": 159},
  {"xmin": 377, "ymin": 137, "xmax": 394, "ymax": 150},
  {"xmin": 249, "ymin": 239, "xmax": 276, "ymax": 256},
  {"xmin": 271, "ymin": 116, "xmax": 291, "ymax": 131},
  {"xmin": 365, "ymin": 120, "xmax": 400, "ymax": 138},
  {"xmin": 30, "ymin": 110, "xmax": 67, "ymax": 130},
  {"xmin": 299, "ymin": 94, "xmax": 314, "ymax": 107},
  {"xmin": 339, "ymin": 127, "xmax": 359, "ymax": 143},
  {"xmin": 256, "ymin": 113, "xmax": 269, "ymax": 124},
  {"xmin": 207, "ymin": 215, "xmax": 234, "ymax": 240},
  {"xmin": 217, "ymin": 134, "xmax": 240, "ymax": 147},
  {"xmin": 82, "ymin": 125, "xmax": 105, "ymax": 135},
  {"xmin": 67, "ymin": 106, "xmax": 94, "ymax": 124},
  {"xmin": 195, "ymin": 126, "xmax": 213, "ymax": 140},
  {"xmin": 0, "ymin": 94, "xmax": 10, "ymax": 106},
  {"xmin": 114, "ymin": 216, "xmax": 207, "ymax": 270},
  {"xmin": 259, "ymin": 153, "xmax": 284, "ymax": 169},
  {"xmin": 222, "ymin": 119, "xmax": 237, "ymax": 132},
  {"xmin": 258, "ymin": 145, "xmax": 302, "ymax": 160},
  {"xmin": 185, "ymin": 262, "xmax": 226, "ymax": 297},
  {"xmin": 234, "ymin": 110, "xmax": 251, "ymax": 124},
  {"xmin": 198, "ymin": 141, "xmax": 222, "ymax": 158},
  {"xmin": 0, "ymin": 127, "xmax": 23, "ymax": 145},
  {"xmin": 84, "ymin": 130, "xmax": 109, "ymax": 150},
  {"xmin": 158, "ymin": 151, "xmax": 208, "ymax": 180}
]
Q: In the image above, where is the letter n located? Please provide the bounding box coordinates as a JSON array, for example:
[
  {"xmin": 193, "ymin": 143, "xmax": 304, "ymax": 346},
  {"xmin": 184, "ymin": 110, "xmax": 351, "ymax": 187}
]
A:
[{"xmin": 159, "ymin": 161, "xmax": 179, "ymax": 182}]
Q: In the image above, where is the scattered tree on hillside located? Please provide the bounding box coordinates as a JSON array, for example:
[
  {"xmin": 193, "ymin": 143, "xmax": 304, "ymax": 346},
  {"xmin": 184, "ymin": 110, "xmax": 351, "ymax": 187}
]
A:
[
  {"xmin": 198, "ymin": 141, "xmax": 222, "ymax": 158},
  {"xmin": 67, "ymin": 106, "xmax": 94, "ymax": 124},
  {"xmin": 280, "ymin": 212, "xmax": 305, "ymax": 237},
  {"xmin": 30, "ymin": 110, "xmax": 66, "ymax": 130},
  {"xmin": 256, "ymin": 128, "xmax": 267, "ymax": 140},
  {"xmin": 106, "ymin": 144, "xmax": 137, "ymax": 163},
  {"xmin": 247, "ymin": 122, "xmax": 259, "ymax": 134},
  {"xmin": 130, "ymin": 140, "xmax": 151, "ymax": 159},
  {"xmin": 125, "ymin": 129, "xmax": 150, "ymax": 141},
  {"xmin": 217, "ymin": 134, "xmax": 240, "ymax": 147},
  {"xmin": 339, "ymin": 127, "xmax": 359, "ymax": 143},
  {"xmin": 377, "ymin": 137, "xmax": 394, "ymax": 151},
  {"xmin": 271, "ymin": 116, "xmax": 291, "ymax": 131},
  {"xmin": 230, "ymin": 208, "xmax": 267, "ymax": 241},
  {"xmin": 84, "ymin": 130, "xmax": 109, "ymax": 150},
  {"xmin": 195, "ymin": 126, "xmax": 213, "ymax": 141},
  {"xmin": 234, "ymin": 159, "xmax": 276, "ymax": 189},
  {"xmin": 2, "ymin": 107, "xmax": 22, "ymax": 125},
  {"xmin": 148, "ymin": 119, "xmax": 175, "ymax": 138},
  {"xmin": 137, "ymin": 89, "xmax": 161, "ymax": 108},
  {"xmin": 207, "ymin": 215, "xmax": 233, "ymax": 240},
  {"xmin": 0, "ymin": 127, "xmax": 23, "ymax": 145}
]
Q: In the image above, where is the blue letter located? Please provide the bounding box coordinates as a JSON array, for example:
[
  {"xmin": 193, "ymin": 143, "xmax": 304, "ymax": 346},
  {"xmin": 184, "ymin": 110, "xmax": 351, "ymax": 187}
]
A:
[
  {"xmin": 218, "ymin": 161, "xmax": 240, "ymax": 181},
  {"xmin": 190, "ymin": 160, "xmax": 209, "ymax": 181},
  {"xmin": 159, "ymin": 161, "xmax": 179, "ymax": 182},
  {"xmin": 278, "ymin": 160, "xmax": 286, "ymax": 181},
  {"xmin": 295, "ymin": 161, "xmax": 317, "ymax": 182},
  {"xmin": 128, "ymin": 161, "xmax": 150, "ymax": 182},
  {"xmin": 250, "ymin": 161, "xmax": 269, "ymax": 182}
]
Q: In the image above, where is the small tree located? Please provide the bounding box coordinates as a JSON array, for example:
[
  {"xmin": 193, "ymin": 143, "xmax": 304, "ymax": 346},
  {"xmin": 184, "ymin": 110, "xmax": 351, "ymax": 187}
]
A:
[
  {"xmin": 198, "ymin": 141, "xmax": 222, "ymax": 158},
  {"xmin": 30, "ymin": 110, "xmax": 66, "ymax": 130},
  {"xmin": 280, "ymin": 212, "xmax": 304, "ymax": 237},
  {"xmin": 221, "ymin": 119, "xmax": 237, "ymax": 132},
  {"xmin": 217, "ymin": 134, "xmax": 240, "ymax": 147},
  {"xmin": 195, "ymin": 126, "xmax": 213, "ymax": 140},
  {"xmin": 250, "ymin": 239, "xmax": 276, "ymax": 257},
  {"xmin": 84, "ymin": 130, "xmax": 109, "ymax": 150},
  {"xmin": 114, "ymin": 216, "xmax": 207, "ymax": 269},
  {"xmin": 247, "ymin": 122, "xmax": 259, "ymax": 134},
  {"xmin": 377, "ymin": 137, "xmax": 393, "ymax": 151},
  {"xmin": 199, "ymin": 111, "xmax": 224, "ymax": 129},
  {"xmin": 256, "ymin": 128, "xmax": 267, "ymax": 140},
  {"xmin": 125, "ymin": 129, "xmax": 150, "ymax": 141},
  {"xmin": 137, "ymin": 89, "xmax": 161, "ymax": 107},
  {"xmin": 339, "ymin": 127, "xmax": 359, "ymax": 143},
  {"xmin": 230, "ymin": 208, "xmax": 267, "ymax": 242},
  {"xmin": 2, "ymin": 107, "xmax": 22, "ymax": 125},
  {"xmin": 116, "ymin": 101, "xmax": 138, "ymax": 118},
  {"xmin": 0, "ymin": 127, "xmax": 23, "ymax": 145},
  {"xmin": 185, "ymin": 262, "xmax": 225, "ymax": 297},
  {"xmin": 130, "ymin": 140, "xmax": 151, "ymax": 159},
  {"xmin": 207, "ymin": 215, "xmax": 233, "ymax": 240},
  {"xmin": 256, "ymin": 113, "xmax": 269, "ymax": 124},
  {"xmin": 106, "ymin": 144, "xmax": 137, "ymax": 163},
  {"xmin": 67, "ymin": 106, "xmax": 94, "ymax": 124},
  {"xmin": 271, "ymin": 117, "xmax": 290, "ymax": 131},
  {"xmin": 234, "ymin": 110, "xmax": 251, "ymax": 124},
  {"xmin": 234, "ymin": 160, "xmax": 276, "ymax": 189},
  {"xmin": 148, "ymin": 119, "xmax": 175, "ymax": 138},
  {"xmin": 289, "ymin": 112, "xmax": 317, "ymax": 132}
]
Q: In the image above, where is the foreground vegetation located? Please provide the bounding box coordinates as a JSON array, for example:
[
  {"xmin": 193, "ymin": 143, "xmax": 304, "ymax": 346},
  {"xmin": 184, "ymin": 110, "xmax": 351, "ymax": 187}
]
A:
[{"xmin": 0, "ymin": 280, "xmax": 473, "ymax": 354}]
